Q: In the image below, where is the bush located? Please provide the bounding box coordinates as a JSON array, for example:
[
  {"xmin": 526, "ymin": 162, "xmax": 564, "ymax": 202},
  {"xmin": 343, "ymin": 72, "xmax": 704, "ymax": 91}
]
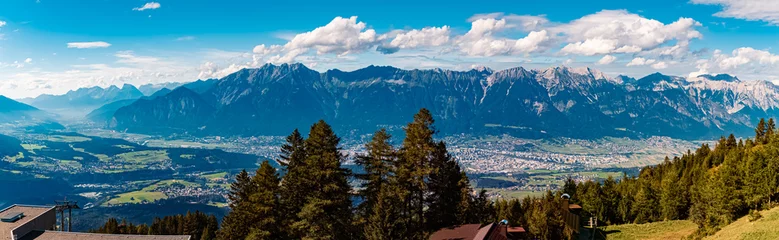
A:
[{"xmin": 748, "ymin": 209, "xmax": 762, "ymax": 222}]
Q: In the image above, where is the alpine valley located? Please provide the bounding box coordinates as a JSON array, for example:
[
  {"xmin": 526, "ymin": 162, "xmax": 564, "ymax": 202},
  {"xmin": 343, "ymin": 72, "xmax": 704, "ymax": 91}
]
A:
[{"xmin": 1, "ymin": 63, "xmax": 775, "ymax": 232}]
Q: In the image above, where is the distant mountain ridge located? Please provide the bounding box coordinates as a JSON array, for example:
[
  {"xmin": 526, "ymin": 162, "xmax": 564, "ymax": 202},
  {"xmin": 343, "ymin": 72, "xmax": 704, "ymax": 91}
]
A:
[
  {"xmin": 20, "ymin": 84, "xmax": 144, "ymax": 111},
  {"xmin": 105, "ymin": 63, "xmax": 779, "ymax": 139},
  {"xmin": 20, "ymin": 82, "xmax": 186, "ymax": 112},
  {"xmin": 0, "ymin": 95, "xmax": 59, "ymax": 125}
]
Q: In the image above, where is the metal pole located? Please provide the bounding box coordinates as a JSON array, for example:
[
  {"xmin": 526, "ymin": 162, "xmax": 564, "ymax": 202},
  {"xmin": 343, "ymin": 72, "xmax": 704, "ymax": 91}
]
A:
[
  {"xmin": 60, "ymin": 209, "xmax": 64, "ymax": 231},
  {"xmin": 68, "ymin": 208, "xmax": 72, "ymax": 232}
]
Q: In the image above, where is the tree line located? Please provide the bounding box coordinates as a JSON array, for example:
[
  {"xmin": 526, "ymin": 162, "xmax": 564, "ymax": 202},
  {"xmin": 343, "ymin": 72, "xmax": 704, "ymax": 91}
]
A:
[
  {"xmin": 567, "ymin": 118, "xmax": 779, "ymax": 239},
  {"xmin": 217, "ymin": 109, "xmax": 494, "ymax": 239},
  {"xmin": 91, "ymin": 210, "xmax": 218, "ymax": 240}
]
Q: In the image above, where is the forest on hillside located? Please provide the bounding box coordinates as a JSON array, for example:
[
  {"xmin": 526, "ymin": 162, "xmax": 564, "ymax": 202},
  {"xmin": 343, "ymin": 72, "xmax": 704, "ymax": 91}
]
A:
[{"xmin": 92, "ymin": 111, "xmax": 779, "ymax": 240}]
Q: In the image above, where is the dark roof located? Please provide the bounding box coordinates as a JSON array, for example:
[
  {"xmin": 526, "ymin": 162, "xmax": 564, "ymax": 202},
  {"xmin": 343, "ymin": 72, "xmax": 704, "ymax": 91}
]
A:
[
  {"xmin": 430, "ymin": 224, "xmax": 483, "ymax": 240},
  {"xmin": 0, "ymin": 205, "xmax": 54, "ymax": 239},
  {"xmin": 507, "ymin": 227, "xmax": 526, "ymax": 233},
  {"xmin": 20, "ymin": 231, "xmax": 191, "ymax": 240}
]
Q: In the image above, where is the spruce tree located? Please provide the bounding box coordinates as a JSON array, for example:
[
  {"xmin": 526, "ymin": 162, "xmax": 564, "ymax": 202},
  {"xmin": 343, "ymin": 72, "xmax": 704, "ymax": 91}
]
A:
[
  {"xmin": 292, "ymin": 120, "xmax": 354, "ymax": 239},
  {"xmin": 244, "ymin": 161, "xmax": 282, "ymax": 240},
  {"xmin": 355, "ymin": 129, "xmax": 395, "ymax": 216},
  {"xmin": 218, "ymin": 170, "xmax": 254, "ymax": 240},
  {"xmin": 278, "ymin": 129, "xmax": 307, "ymax": 237},
  {"xmin": 396, "ymin": 108, "xmax": 437, "ymax": 239},
  {"xmin": 425, "ymin": 141, "xmax": 468, "ymax": 231},
  {"xmin": 363, "ymin": 183, "xmax": 405, "ymax": 240},
  {"xmin": 756, "ymin": 118, "xmax": 767, "ymax": 143}
]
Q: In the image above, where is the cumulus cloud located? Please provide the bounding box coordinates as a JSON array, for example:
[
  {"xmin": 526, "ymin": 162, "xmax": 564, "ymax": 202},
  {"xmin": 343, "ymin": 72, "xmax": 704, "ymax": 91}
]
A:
[
  {"xmin": 455, "ymin": 18, "xmax": 551, "ymax": 56},
  {"xmin": 467, "ymin": 13, "xmax": 550, "ymax": 31},
  {"xmin": 198, "ymin": 62, "xmax": 246, "ymax": 79},
  {"xmin": 260, "ymin": 16, "xmax": 385, "ymax": 63},
  {"xmin": 67, "ymin": 41, "xmax": 111, "ymax": 49},
  {"xmin": 24, "ymin": 58, "xmax": 32, "ymax": 64},
  {"xmin": 596, "ymin": 55, "xmax": 617, "ymax": 65},
  {"xmin": 687, "ymin": 47, "xmax": 779, "ymax": 81},
  {"xmin": 386, "ymin": 26, "xmax": 451, "ymax": 49},
  {"xmin": 554, "ymin": 10, "xmax": 702, "ymax": 56},
  {"xmin": 713, "ymin": 47, "xmax": 779, "ymax": 70},
  {"xmin": 133, "ymin": 2, "xmax": 160, "ymax": 11},
  {"xmin": 626, "ymin": 57, "xmax": 657, "ymax": 66},
  {"xmin": 0, "ymin": 21, "xmax": 6, "ymax": 28},
  {"xmin": 692, "ymin": 0, "xmax": 779, "ymax": 25},
  {"xmin": 651, "ymin": 61, "xmax": 668, "ymax": 69}
]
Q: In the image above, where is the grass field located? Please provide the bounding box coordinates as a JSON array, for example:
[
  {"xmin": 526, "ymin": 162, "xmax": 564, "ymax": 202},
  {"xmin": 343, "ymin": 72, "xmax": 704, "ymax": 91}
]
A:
[
  {"xmin": 594, "ymin": 220, "xmax": 697, "ymax": 240},
  {"xmin": 202, "ymin": 172, "xmax": 228, "ymax": 181},
  {"xmin": 47, "ymin": 135, "xmax": 91, "ymax": 143},
  {"xmin": 704, "ymin": 207, "xmax": 779, "ymax": 240},
  {"xmin": 106, "ymin": 191, "xmax": 167, "ymax": 205},
  {"xmin": 484, "ymin": 188, "xmax": 547, "ymax": 199},
  {"xmin": 21, "ymin": 144, "xmax": 45, "ymax": 153},
  {"xmin": 105, "ymin": 179, "xmax": 200, "ymax": 205},
  {"xmin": 115, "ymin": 150, "xmax": 170, "ymax": 164}
]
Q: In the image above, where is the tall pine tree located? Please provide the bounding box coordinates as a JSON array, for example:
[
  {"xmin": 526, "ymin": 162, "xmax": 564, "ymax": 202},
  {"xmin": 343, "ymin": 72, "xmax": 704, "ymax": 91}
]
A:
[
  {"xmin": 396, "ymin": 109, "xmax": 437, "ymax": 239},
  {"xmin": 292, "ymin": 120, "xmax": 354, "ymax": 239}
]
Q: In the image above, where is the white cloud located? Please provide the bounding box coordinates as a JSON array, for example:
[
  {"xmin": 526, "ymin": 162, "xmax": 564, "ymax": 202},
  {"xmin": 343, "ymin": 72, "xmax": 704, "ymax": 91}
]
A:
[
  {"xmin": 513, "ymin": 30, "xmax": 550, "ymax": 54},
  {"xmin": 387, "ymin": 26, "xmax": 451, "ymax": 49},
  {"xmin": 651, "ymin": 61, "xmax": 668, "ymax": 69},
  {"xmin": 261, "ymin": 16, "xmax": 385, "ymax": 63},
  {"xmin": 24, "ymin": 58, "xmax": 32, "ymax": 64},
  {"xmin": 555, "ymin": 10, "xmax": 702, "ymax": 56},
  {"xmin": 691, "ymin": 0, "xmax": 779, "ymax": 25},
  {"xmin": 115, "ymin": 51, "xmax": 160, "ymax": 65},
  {"xmin": 455, "ymin": 18, "xmax": 551, "ymax": 56},
  {"xmin": 626, "ymin": 57, "xmax": 657, "ymax": 66},
  {"xmin": 596, "ymin": 55, "xmax": 617, "ymax": 65},
  {"xmin": 198, "ymin": 62, "xmax": 246, "ymax": 79},
  {"xmin": 467, "ymin": 13, "xmax": 550, "ymax": 31},
  {"xmin": 713, "ymin": 47, "xmax": 779, "ymax": 70},
  {"xmin": 133, "ymin": 2, "xmax": 161, "ymax": 11},
  {"xmin": 67, "ymin": 41, "xmax": 111, "ymax": 49},
  {"xmin": 0, "ymin": 21, "xmax": 6, "ymax": 28}
]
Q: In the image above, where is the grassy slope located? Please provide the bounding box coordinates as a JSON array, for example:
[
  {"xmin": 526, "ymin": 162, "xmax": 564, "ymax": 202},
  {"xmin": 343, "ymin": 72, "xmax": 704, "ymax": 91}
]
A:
[
  {"xmin": 598, "ymin": 220, "xmax": 697, "ymax": 240},
  {"xmin": 704, "ymin": 207, "xmax": 779, "ymax": 240},
  {"xmin": 587, "ymin": 206, "xmax": 779, "ymax": 240}
]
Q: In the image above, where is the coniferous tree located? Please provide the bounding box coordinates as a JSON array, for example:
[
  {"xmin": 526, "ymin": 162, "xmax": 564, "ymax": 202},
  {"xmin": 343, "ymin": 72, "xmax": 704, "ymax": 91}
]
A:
[
  {"xmin": 218, "ymin": 170, "xmax": 254, "ymax": 240},
  {"xmin": 425, "ymin": 141, "xmax": 469, "ymax": 231},
  {"xmin": 243, "ymin": 160, "xmax": 282, "ymax": 240},
  {"xmin": 756, "ymin": 118, "xmax": 767, "ymax": 144},
  {"xmin": 292, "ymin": 120, "xmax": 354, "ymax": 239},
  {"xmin": 363, "ymin": 183, "xmax": 406, "ymax": 240},
  {"xmin": 356, "ymin": 129, "xmax": 395, "ymax": 217},
  {"xmin": 396, "ymin": 108, "xmax": 437, "ymax": 239},
  {"xmin": 768, "ymin": 118, "xmax": 776, "ymax": 142},
  {"xmin": 279, "ymin": 129, "xmax": 308, "ymax": 233}
]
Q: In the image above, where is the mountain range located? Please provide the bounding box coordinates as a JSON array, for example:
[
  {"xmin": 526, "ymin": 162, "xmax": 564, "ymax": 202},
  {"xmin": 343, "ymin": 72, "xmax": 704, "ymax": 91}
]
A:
[{"xmin": 96, "ymin": 63, "xmax": 779, "ymax": 140}]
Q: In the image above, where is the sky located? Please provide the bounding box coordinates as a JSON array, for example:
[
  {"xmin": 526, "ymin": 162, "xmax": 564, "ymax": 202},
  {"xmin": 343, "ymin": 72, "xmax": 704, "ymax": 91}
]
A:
[{"xmin": 1, "ymin": 0, "xmax": 779, "ymax": 98}]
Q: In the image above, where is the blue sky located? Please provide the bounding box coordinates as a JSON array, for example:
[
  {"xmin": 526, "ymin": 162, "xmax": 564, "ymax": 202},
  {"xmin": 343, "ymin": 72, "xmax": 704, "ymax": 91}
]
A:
[{"xmin": 1, "ymin": 0, "xmax": 778, "ymax": 98}]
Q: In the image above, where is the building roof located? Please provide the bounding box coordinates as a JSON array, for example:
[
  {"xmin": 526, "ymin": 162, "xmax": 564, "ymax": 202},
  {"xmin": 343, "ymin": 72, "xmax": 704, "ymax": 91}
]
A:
[
  {"xmin": 569, "ymin": 204, "xmax": 582, "ymax": 210},
  {"xmin": 20, "ymin": 231, "xmax": 191, "ymax": 240},
  {"xmin": 507, "ymin": 227, "xmax": 526, "ymax": 233},
  {"xmin": 430, "ymin": 224, "xmax": 483, "ymax": 240},
  {"xmin": 0, "ymin": 205, "xmax": 54, "ymax": 239}
]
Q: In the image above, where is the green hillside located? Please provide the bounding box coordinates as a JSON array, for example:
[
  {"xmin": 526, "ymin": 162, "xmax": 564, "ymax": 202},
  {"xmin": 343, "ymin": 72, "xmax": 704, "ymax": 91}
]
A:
[
  {"xmin": 704, "ymin": 207, "xmax": 779, "ymax": 240},
  {"xmin": 580, "ymin": 206, "xmax": 779, "ymax": 240},
  {"xmin": 579, "ymin": 220, "xmax": 696, "ymax": 240}
]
